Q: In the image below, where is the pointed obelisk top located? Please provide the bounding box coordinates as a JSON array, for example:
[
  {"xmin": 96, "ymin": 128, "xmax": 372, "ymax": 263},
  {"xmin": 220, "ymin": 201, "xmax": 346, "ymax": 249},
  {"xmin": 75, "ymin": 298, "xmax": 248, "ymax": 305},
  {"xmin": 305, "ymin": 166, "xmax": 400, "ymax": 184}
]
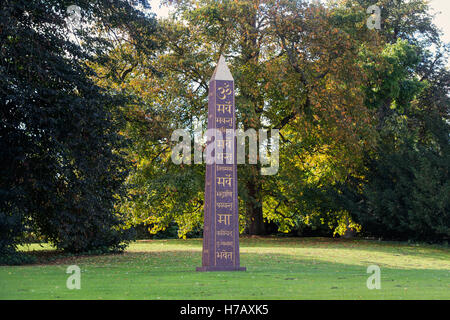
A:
[{"xmin": 210, "ymin": 55, "xmax": 234, "ymax": 82}]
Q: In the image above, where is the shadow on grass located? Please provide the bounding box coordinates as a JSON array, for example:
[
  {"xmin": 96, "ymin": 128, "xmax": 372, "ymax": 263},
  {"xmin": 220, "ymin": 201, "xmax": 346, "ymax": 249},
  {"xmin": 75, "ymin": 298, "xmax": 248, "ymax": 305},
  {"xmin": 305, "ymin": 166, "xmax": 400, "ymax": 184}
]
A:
[
  {"xmin": 11, "ymin": 237, "xmax": 449, "ymax": 269},
  {"xmin": 1, "ymin": 246, "xmax": 449, "ymax": 299}
]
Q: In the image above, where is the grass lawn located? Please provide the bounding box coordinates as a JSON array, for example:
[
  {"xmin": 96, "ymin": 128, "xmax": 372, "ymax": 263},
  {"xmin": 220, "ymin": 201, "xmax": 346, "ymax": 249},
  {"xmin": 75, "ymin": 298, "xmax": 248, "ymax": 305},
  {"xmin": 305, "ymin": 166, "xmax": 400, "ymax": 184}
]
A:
[{"xmin": 0, "ymin": 237, "xmax": 449, "ymax": 300}]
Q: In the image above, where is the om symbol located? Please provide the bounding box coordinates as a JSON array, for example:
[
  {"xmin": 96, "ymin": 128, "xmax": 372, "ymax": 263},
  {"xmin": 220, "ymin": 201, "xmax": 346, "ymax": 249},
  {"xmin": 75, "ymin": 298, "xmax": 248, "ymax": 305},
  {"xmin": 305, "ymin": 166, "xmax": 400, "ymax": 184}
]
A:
[{"xmin": 217, "ymin": 83, "xmax": 232, "ymax": 100}]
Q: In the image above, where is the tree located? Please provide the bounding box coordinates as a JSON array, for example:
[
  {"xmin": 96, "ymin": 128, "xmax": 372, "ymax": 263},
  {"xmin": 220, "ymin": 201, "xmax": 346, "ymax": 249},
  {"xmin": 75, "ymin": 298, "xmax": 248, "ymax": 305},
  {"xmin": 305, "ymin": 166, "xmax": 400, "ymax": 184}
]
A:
[
  {"xmin": 92, "ymin": 0, "xmax": 448, "ymax": 241},
  {"xmin": 337, "ymin": 0, "xmax": 450, "ymax": 241},
  {"xmin": 0, "ymin": 0, "xmax": 158, "ymax": 260},
  {"xmin": 104, "ymin": 0, "xmax": 380, "ymax": 236}
]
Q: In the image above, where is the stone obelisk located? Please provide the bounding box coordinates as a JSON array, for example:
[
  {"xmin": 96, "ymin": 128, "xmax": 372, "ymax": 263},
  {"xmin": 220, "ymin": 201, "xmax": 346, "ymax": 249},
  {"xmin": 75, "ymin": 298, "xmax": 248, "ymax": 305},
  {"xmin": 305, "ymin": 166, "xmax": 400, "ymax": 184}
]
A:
[{"xmin": 197, "ymin": 55, "xmax": 245, "ymax": 272}]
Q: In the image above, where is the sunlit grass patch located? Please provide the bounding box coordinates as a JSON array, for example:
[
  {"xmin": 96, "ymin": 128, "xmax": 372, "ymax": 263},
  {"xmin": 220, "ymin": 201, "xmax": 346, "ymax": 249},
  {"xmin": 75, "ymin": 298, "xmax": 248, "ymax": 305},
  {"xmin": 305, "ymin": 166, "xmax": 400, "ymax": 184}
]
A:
[{"xmin": 1, "ymin": 237, "xmax": 449, "ymax": 299}]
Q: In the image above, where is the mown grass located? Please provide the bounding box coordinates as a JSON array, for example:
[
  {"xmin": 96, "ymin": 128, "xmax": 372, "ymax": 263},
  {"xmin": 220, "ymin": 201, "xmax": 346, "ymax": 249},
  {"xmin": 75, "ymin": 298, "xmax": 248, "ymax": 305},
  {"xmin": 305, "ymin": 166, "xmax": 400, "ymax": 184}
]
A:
[{"xmin": 0, "ymin": 237, "xmax": 449, "ymax": 299}]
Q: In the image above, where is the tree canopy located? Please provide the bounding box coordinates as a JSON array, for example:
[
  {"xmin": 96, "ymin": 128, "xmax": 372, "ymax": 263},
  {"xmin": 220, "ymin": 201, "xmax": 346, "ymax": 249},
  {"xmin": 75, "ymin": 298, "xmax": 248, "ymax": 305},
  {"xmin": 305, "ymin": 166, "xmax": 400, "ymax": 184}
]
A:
[
  {"xmin": 92, "ymin": 0, "xmax": 448, "ymax": 241},
  {"xmin": 1, "ymin": 0, "xmax": 449, "ymax": 264},
  {"xmin": 0, "ymin": 0, "xmax": 158, "ymax": 262}
]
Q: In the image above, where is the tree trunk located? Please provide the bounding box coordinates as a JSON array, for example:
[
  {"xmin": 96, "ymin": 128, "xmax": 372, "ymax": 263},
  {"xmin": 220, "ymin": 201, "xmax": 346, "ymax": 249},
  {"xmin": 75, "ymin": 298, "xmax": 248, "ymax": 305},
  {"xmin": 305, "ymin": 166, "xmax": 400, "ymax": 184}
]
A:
[
  {"xmin": 245, "ymin": 167, "xmax": 266, "ymax": 235},
  {"xmin": 247, "ymin": 203, "xmax": 265, "ymax": 235},
  {"xmin": 239, "ymin": 3, "xmax": 267, "ymax": 235}
]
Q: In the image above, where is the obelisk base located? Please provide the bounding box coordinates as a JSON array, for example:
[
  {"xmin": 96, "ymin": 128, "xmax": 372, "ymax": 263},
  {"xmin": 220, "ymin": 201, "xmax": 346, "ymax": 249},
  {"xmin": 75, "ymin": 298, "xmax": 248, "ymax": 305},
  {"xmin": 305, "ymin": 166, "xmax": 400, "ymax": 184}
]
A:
[{"xmin": 196, "ymin": 266, "xmax": 246, "ymax": 272}]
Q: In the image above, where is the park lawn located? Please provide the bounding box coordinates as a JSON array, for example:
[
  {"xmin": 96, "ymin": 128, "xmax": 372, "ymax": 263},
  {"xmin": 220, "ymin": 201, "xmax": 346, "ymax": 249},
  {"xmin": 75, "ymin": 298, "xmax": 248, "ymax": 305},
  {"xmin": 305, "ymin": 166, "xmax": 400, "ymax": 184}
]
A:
[{"xmin": 0, "ymin": 237, "xmax": 449, "ymax": 300}]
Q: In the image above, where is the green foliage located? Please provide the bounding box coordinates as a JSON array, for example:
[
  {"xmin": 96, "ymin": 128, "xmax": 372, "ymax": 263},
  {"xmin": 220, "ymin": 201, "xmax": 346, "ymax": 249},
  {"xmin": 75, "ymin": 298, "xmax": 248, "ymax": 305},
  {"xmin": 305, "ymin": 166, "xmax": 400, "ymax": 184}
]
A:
[
  {"xmin": 332, "ymin": 0, "xmax": 450, "ymax": 242},
  {"xmin": 360, "ymin": 143, "xmax": 449, "ymax": 241},
  {"xmin": 146, "ymin": 222, "xmax": 203, "ymax": 239},
  {"xmin": 344, "ymin": 60, "xmax": 450, "ymax": 242},
  {"xmin": 0, "ymin": 251, "xmax": 37, "ymax": 266},
  {"xmin": 96, "ymin": 0, "xmax": 448, "ymax": 241},
  {"xmin": 0, "ymin": 207, "xmax": 37, "ymax": 265},
  {"xmin": 3, "ymin": 0, "xmax": 447, "ymax": 248},
  {"xmin": 0, "ymin": 209, "xmax": 25, "ymax": 256},
  {"xmin": 103, "ymin": 0, "xmax": 382, "ymax": 236},
  {"xmin": 0, "ymin": 0, "xmax": 158, "ymax": 258},
  {"xmin": 352, "ymin": 102, "xmax": 450, "ymax": 242},
  {"xmin": 360, "ymin": 39, "xmax": 425, "ymax": 112}
]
